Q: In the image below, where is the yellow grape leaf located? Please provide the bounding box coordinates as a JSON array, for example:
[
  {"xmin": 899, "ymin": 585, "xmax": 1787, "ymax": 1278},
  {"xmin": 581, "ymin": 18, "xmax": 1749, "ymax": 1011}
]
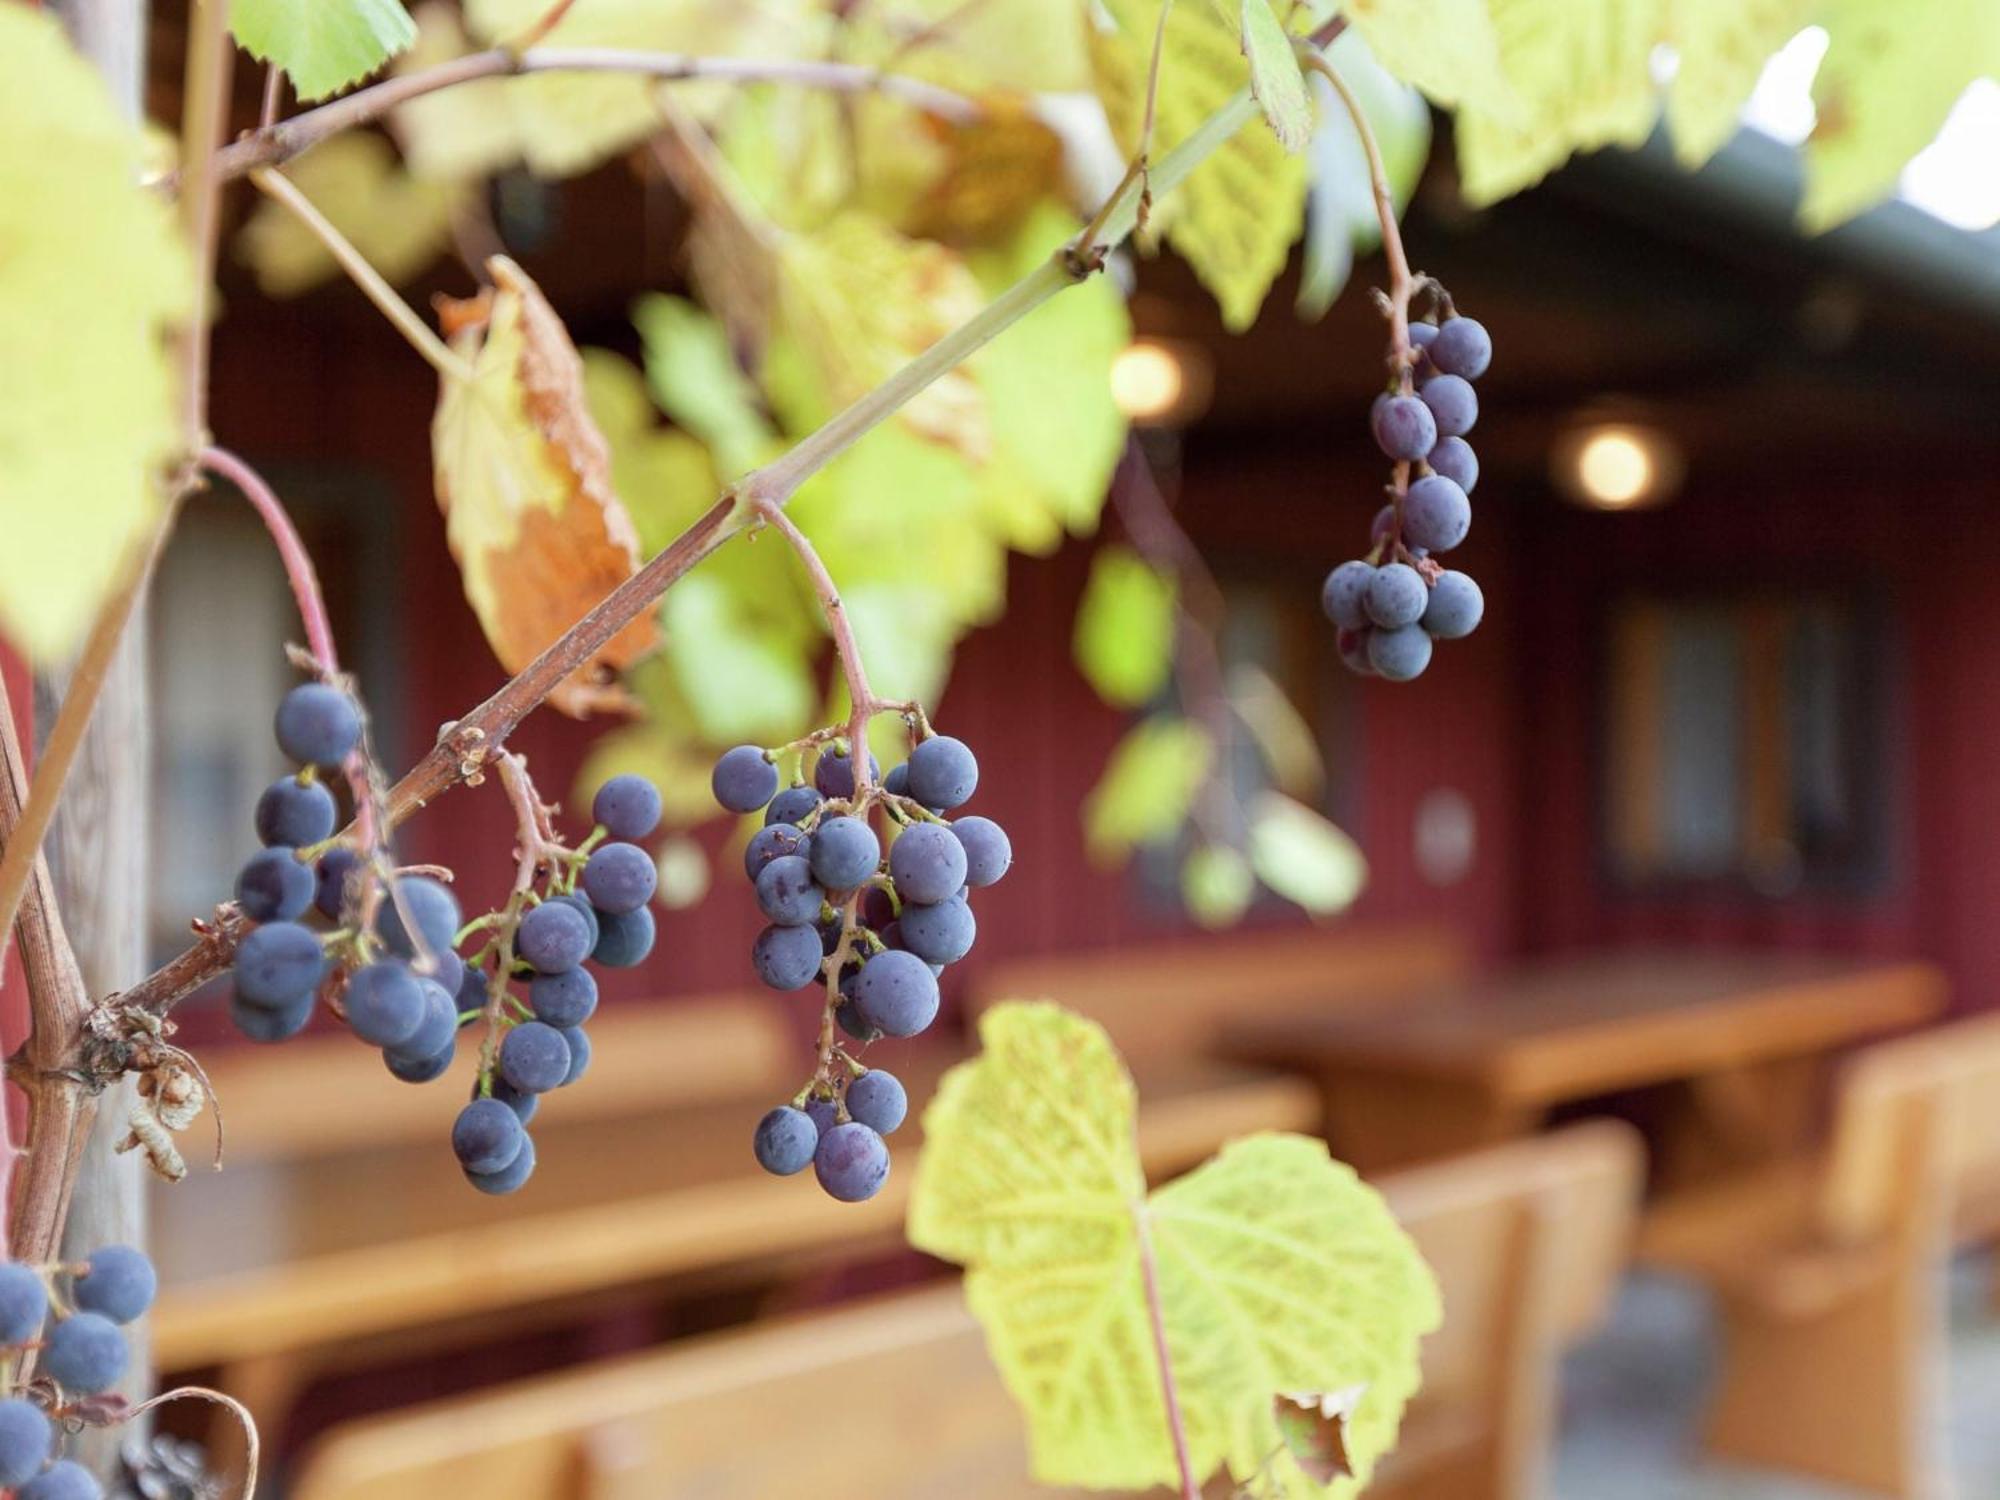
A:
[
  {"xmin": 0, "ymin": 8, "xmax": 191, "ymax": 661},
  {"xmin": 1090, "ymin": 0, "xmax": 1310, "ymax": 330},
  {"xmin": 1335, "ymin": 0, "xmax": 1516, "ymax": 117},
  {"xmin": 897, "ymin": 99, "xmax": 1072, "ymax": 247},
  {"xmin": 1248, "ymin": 792, "xmax": 1366, "ymax": 915},
  {"xmin": 1241, "ymin": 0, "xmax": 1314, "ymax": 152},
  {"xmin": 391, "ymin": 2, "xmax": 521, "ymax": 181},
  {"xmin": 1664, "ymin": 0, "xmax": 1815, "ymax": 168},
  {"xmin": 1083, "ymin": 715, "xmax": 1213, "ymax": 864},
  {"xmin": 868, "ymin": 0, "xmax": 1095, "ymax": 93},
  {"xmin": 231, "ymin": 0, "xmax": 416, "ymax": 102},
  {"xmin": 1454, "ymin": 0, "xmax": 1665, "ymax": 207},
  {"xmin": 432, "ymin": 257, "xmax": 658, "ymax": 716},
  {"xmin": 1074, "ymin": 545, "xmax": 1178, "ymax": 709},
  {"xmin": 1181, "ymin": 843, "xmax": 1254, "ymax": 927},
  {"xmin": 1801, "ymin": 0, "xmax": 2000, "ymax": 231},
  {"xmin": 235, "ymin": 132, "xmax": 457, "ymax": 295},
  {"xmin": 910, "ymin": 1003, "xmax": 1440, "ymax": 1495}
]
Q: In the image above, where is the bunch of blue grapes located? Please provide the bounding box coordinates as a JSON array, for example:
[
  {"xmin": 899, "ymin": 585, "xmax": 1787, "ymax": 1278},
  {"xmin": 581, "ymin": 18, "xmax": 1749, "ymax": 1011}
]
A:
[
  {"xmin": 0, "ymin": 1244, "xmax": 157, "ymax": 1498},
  {"xmin": 711, "ymin": 731, "xmax": 1012, "ymax": 1202},
  {"xmin": 1322, "ymin": 306, "xmax": 1491, "ymax": 681}
]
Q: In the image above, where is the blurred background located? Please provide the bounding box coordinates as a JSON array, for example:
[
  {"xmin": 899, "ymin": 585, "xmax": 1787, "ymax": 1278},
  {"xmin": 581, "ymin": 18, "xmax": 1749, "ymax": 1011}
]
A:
[{"xmin": 25, "ymin": 2, "xmax": 2000, "ymax": 1496}]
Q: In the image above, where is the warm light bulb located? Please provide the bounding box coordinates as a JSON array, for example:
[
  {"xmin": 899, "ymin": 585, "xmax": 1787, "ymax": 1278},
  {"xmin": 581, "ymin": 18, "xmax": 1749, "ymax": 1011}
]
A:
[
  {"xmin": 1110, "ymin": 341, "xmax": 1188, "ymax": 422},
  {"xmin": 1576, "ymin": 429, "xmax": 1655, "ymax": 508}
]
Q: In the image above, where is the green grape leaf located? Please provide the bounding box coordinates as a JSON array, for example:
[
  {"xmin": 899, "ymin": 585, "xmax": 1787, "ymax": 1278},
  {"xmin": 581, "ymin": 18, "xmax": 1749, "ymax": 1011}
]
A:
[
  {"xmin": 661, "ymin": 570, "xmax": 817, "ymax": 746},
  {"xmin": 391, "ymin": 2, "xmax": 522, "ymax": 181},
  {"xmin": 1083, "ymin": 716, "xmax": 1214, "ymax": 864},
  {"xmin": 1181, "ymin": 843, "xmax": 1255, "ymax": 927},
  {"xmin": 842, "ymin": 583, "xmax": 957, "ymax": 710},
  {"xmin": 1228, "ymin": 664, "xmax": 1325, "ymax": 798},
  {"xmin": 1247, "ymin": 792, "xmax": 1366, "ymax": 914},
  {"xmin": 1074, "ymin": 546, "xmax": 1179, "ymax": 709},
  {"xmin": 580, "ymin": 350, "xmax": 722, "ymax": 554},
  {"xmin": 231, "ymin": 0, "xmax": 417, "ymax": 102},
  {"xmin": 909, "ymin": 1002, "xmax": 1439, "ymax": 1496},
  {"xmin": 1453, "ymin": 0, "xmax": 1665, "ymax": 207},
  {"xmin": 1664, "ymin": 0, "xmax": 1815, "ymax": 168},
  {"xmin": 1241, "ymin": 0, "xmax": 1314, "ymax": 152},
  {"xmin": 1334, "ymin": 0, "xmax": 1517, "ymax": 117},
  {"xmin": 0, "ymin": 8, "xmax": 191, "ymax": 660},
  {"xmin": 1801, "ymin": 0, "xmax": 2000, "ymax": 231},
  {"xmin": 1090, "ymin": 0, "xmax": 1310, "ymax": 330},
  {"xmin": 631, "ymin": 294, "xmax": 775, "ymax": 479},
  {"xmin": 234, "ymin": 131, "xmax": 457, "ymax": 295}
]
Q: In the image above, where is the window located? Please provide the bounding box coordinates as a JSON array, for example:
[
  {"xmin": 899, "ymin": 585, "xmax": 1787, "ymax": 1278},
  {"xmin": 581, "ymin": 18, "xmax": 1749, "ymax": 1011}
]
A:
[{"xmin": 1600, "ymin": 595, "xmax": 1890, "ymax": 895}]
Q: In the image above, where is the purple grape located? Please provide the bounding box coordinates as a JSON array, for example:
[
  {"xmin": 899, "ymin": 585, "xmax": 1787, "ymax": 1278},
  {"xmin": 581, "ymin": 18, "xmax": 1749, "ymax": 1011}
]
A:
[
  {"xmin": 752, "ymin": 923, "xmax": 823, "ymax": 990},
  {"xmin": 883, "ymin": 763, "xmax": 911, "ymax": 797},
  {"xmin": 711, "ymin": 745, "xmax": 779, "ymax": 814},
  {"xmin": 388, "ymin": 976, "xmax": 458, "ymax": 1064},
  {"xmin": 558, "ymin": 1026, "xmax": 591, "ymax": 1086},
  {"xmin": 466, "ymin": 1131, "xmax": 536, "ymax": 1195},
  {"xmin": 809, "ymin": 815, "xmax": 880, "ymax": 892},
  {"xmin": 1369, "ymin": 624, "xmax": 1433, "ymax": 681},
  {"xmin": 1430, "ymin": 315, "xmax": 1491, "ymax": 379},
  {"xmin": 274, "ymin": 683, "xmax": 361, "ymax": 767},
  {"xmin": 529, "ymin": 966, "xmax": 598, "ymax": 1027},
  {"xmin": 845, "ymin": 1070, "xmax": 907, "ymax": 1135},
  {"xmin": 753, "ymin": 1106, "xmax": 818, "ymax": 1175},
  {"xmin": 813, "ymin": 745, "xmax": 879, "ymax": 800},
  {"xmin": 764, "ymin": 785, "xmax": 824, "ymax": 828},
  {"xmin": 386, "ymin": 1043, "xmax": 453, "ymax": 1084},
  {"xmin": 255, "ymin": 776, "xmax": 336, "ymax": 849},
  {"xmin": 860, "ymin": 884, "xmax": 897, "ymax": 930},
  {"xmin": 1409, "ymin": 320, "xmax": 1440, "ymax": 353},
  {"xmin": 43, "ymin": 1312, "xmax": 126, "ymax": 1393},
  {"xmin": 755, "ymin": 854, "xmax": 823, "ymax": 927},
  {"xmin": 499, "ymin": 1020, "xmax": 572, "ymax": 1094},
  {"xmin": 591, "ymin": 905, "xmax": 654, "ymax": 967},
  {"xmin": 889, "ymin": 823, "xmax": 967, "ymax": 906},
  {"xmin": 1371, "ymin": 393, "xmax": 1436, "ymax": 461},
  {"xmin": 232, "ymin": 921, "xmax": 325, "ymax": 1008},
  {"xmin": 456, "ymin": 959, "xmax": 489, "ymax": 1015},
  {"xmin": 1364, "ymin": 563, "xmax": 1428, "ymax": 629},
  {"xmin": 232, "ymin": 994, "xmax": 312, "ymax": 1042},
  {"xmin": 0, "ymin": 1397, "xmax": 50, "ymax": 1484},
  {"xmin": 805, "ymin": 1097, "xmax": 839, "ymax": 1137},
  {"xmin": 549, "ymin": 891, "xmax": 599, "ymax": 950},
  {"xmin": 1422, "ymin": 570, "xmax": 1484, "ymax": 640},
  {"xmin": 1320, "ymin": 560, "xmax": 1374, "ymax": 630},
  {"xmin": 517, "ymin": 900, "xmax": 591, "ymax": 974},
  {"xmin": 582, "ymin": 841, "xmax": 656, "ymax": 915},
  {"xmin": 836, "ymin": 996, "xmax": 881, "ymax": 1043},
  {"xmin": 1418, "ymin": 373, "xmax": 1477, "ymax": 436},
  {"xmin": 1337, "ymin": 627, "xmax": 1376, "ymax": 677},
  {"xmin": 907, "ymin": 736, "xmax": 978, "ymax": 810},
  {"xmin": 815, "ymin": 1122, "xmax": 890, "ymax": 1202},
  {"xmin": 950, "ymin": 816, "xmax": 1011, "ymax": 888},
  {"xmin": 899, "ymin": 897, "xmax": 975, "ymax": 966},
  {"xmin": 235, "ymin": 847, "xmax": 313, "ymax": 922},
  {"xmin": 487, "ymin": 1074, "xmax": 539, "ymax": 1124},
  {"xmin": 344, "ymin": 960, "xmax": 425, "ymax": 1048},
  {"xmin": 744, "ymin": 823, "xmax": 810, "ymax": 881},
  {"xmin": 314, "ymin": 847, "xmax": 360, "ymax": 920},
  {"xmin": 1426, "ymin": 435, "xmax": 1478, "ymax": 493},
  {"xmin": 853, "ymin": 949, "xmax": 940, "ymax": 1037},
  {"xmin": 72, "ymin": 1246, "xmax": 155, "ymax": 1325},
  {"xmin": 1402, "ymin": 474, "xmax": 1470, "ymax": 553},
  {"xmin": 593, "ymin": 773, "xmax": 663, "ymax": 839},
  {"xmin": 377, "ymin": 874, "xmax": 462, "ymax": 962},
  {"xmin": 19, "ymin": 1460, "xmax": 97, "ymax": 1500},
  {"xmin": 0, "ymin": 1264, "xmax": 47, "ymax": 1344}
]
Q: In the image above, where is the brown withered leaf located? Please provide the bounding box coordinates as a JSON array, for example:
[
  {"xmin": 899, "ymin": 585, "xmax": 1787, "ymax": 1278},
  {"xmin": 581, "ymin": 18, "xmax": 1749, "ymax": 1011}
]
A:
[
  {"xmin": 432, "ymin": 256, "xmax": 657, "ymax": 716},
  {"xmin": 1272, "ymin": 1384, "xmax": 1368, "ymax": 1483}
]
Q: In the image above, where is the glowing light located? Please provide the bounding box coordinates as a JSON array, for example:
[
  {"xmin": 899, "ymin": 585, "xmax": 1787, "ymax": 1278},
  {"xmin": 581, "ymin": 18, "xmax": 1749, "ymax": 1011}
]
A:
[
  {"xmin": 1554, "ymin": 422, "xmax": 1683, "ymax": 512},
  {"xmin": 1110, "ymin": 341, "xmax": 1188, "ymax": 422}
]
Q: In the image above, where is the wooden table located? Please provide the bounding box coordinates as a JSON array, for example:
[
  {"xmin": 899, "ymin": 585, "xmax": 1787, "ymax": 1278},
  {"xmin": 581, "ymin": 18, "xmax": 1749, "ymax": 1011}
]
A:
[{"xmin": 1221, "ymin": 952, "xmax": 1947, "ymax": 1174}]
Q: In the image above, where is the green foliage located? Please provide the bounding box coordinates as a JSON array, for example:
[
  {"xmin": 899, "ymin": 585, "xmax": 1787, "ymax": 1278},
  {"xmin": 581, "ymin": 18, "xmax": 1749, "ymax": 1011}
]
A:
[
  {"xmin": 232, "ymin": 0, "xmax": 416, "ymax": 102},
  {"xmin": 1239, "ymin": 0, "xmax": 1316, "ymax": 153},
  {"xmin": 910, "ymin": 1002, "xmax": 1441, "ymax": 1495},
  {"xmin": 1074, "ymin": 546, "xmax": 1179, "ymax": 709},
  {"xmin": 1181, "ymin": 842, "xmax": 1256, "ymax": 926},
  {"xmin": 1248, "ymin": 792, "xmax": 1367, "ymax": 914},
  {"xmin": 235, "ymin": 132, "xmax": 458, "ymax": 295},
  {"xmin": 1084, "ymin": 715, "xmax": 1215, "ymax": 862},
  {"xmin": 0, "ymin": 8, "xmax": 190, "ymax": 661}
]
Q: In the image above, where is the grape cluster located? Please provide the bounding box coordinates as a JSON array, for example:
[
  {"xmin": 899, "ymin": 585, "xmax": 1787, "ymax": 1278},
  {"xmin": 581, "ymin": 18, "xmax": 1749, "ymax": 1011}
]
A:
[
  {"xmin": 0, "ymin": 1244, "xmax": 158, "ymax": 1499},
  {"xmin": 713, "ymin": 729, "xmax": 1012, "ymax": 1202},
  {"xmin": 1323, "ymin": 307, "xmax": 1491, "ymax": 680}
]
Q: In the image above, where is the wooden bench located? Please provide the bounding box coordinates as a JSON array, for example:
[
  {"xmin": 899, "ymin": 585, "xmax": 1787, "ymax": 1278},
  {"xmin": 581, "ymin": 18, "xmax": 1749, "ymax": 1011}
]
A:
[
  {"xmin": 287, "ymin": 1122, "xmax": 1642, "ymax": 1500},
  {"xmin": 1638, "ymin": 1010, "xmax": 2000, "ymax": 1499},
  {"xmin": 970, "ymin": 923, "xmax": 1469, "ymax": 1066}
]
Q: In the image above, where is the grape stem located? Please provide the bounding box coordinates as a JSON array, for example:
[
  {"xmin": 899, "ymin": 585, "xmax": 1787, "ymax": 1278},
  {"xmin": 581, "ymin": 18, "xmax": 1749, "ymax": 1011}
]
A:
[
  {"xmin": 475, "ymin": 752, "xmax": 570, "ymax": 1087},
  {"xmin": 198, "ymin": 448, "xmax": 339, "ymax": 675},
  {"xmin": 1135, "ymin": 1203, "xmax": 1200, "ymax": 1500}
]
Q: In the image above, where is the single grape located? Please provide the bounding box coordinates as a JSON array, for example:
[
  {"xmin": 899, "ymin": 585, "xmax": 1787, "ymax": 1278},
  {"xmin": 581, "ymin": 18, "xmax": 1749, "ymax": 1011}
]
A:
[
  {"xmin": 907, "ymin": 736, "xmax": 978, "ymax": 811},
  {"xmin": 764, "ymin": 785, "xmax": 824, "ymax": 828},
  {"xmin": 860, "ymin": 884, "xmax": 897, "ymax": 930},
  {"xmin": 377, "ymin": 875, "xmax": 462, "ymax": 962},
  {"xmin": 711, "ymin": 745, "xmax": 779, "ymax": 814},
  {"xmin": 455, "ymin": 959, "xmax": 489, "ymax": 1016},
  {"xmin": 500, "ymin": 1021, "xmax": 572, "ymax": 1094},
  {"xmin": 593, "ymin": 773, "xmax": 664, "ymax": 840},
  {"xmin": 43, "ymin": 1312, "xmax": 127, "ymax": 1394},
  {"xmin": 454, "ymin": 1097, "xmax": 529, "ymax": 1177},
  {"xmin": 845, "ymin": 1070, "xmax": 907, "ymax": 1135},
  {"xmin": 899, "ymin": 897, "xmax": 975, "ymax": 966},
  {"xmin": 1372, "ymin": 504, "xmax": 1397, "ymax": 543},
  {"xmin": 466, "ymin": 1131, "xmax": 537, "ymax": 1195},
  {"xmin": 1430, "ymin": 315, "xmax": 1491, "ymax": 380},
  {"xmin": 812, "ymin": 745, "xmax": 879, "ymax": 800},
  {"xmin": 1403, "ymin": 474, "xmax": 1471, "ymax": 553},
  {"xmin": 1371, "ymin": 393, "xmax": 1437, "ymax": 461},
  {"xmin": 1418, "ymin": 373, "xmax": 1478, "ymax": 436},
  {"xmin": 1409, "ymin": 320, "xmax": 1440, "ymax": 353},
  {"xmin": 755, "ymin": 855, "xmax": 823, "ymax": 927},
  {"xmin": 558, "ymin": 1026, "xmax": 591, "ymax": 1086},
  {"xmin": 804, "ymin": 1097, "xmax": 839, "ymax": 1137},
  {"xmin": 71, "ymin": 1245, "xmax": 155, "ymax": 1326},
  {"xmin": 1426, "ymin": 434, "xmax": 1478, "ymax": 494},
  {"xmin": 388, "ymin": 977, "xmax": 458, "ymax": 1065},
  {"xmin": 1369, "ymin": 623, "xmax": 1434, "ymax": 681},
  {"xmin": 809, "ymin": 815, "xmax": 881, "ymax": 893},
  {"xmin": 429, "ymin": 947, "xmax": 465, "ymax": 997},
  {"xmin": 592, "ymin": 905, "xmax": 655, "ymax": 967},
  {"xmin": 0, "ymin": 1264, "xmax": 47, "ymax": 1345},
  {"xmin": 488, "ymin": 1075, "xmax": 539, "ymax": 1125},
  {"xmin": 232, "ymin": 921, "xmax": 325, "ymax": 1008},
  {"xmin": 20, "ymin": 1459, "xmax": 100, "ymax": 1500},
  {"xmin": 344, "ymin": 960, "xmax": 425, "ymax": 1048},
  {"xmin": 1320, "ymin": 560, "xmax": 1375, "ymax": 631},
  {"xmin": 582, "ymin": 841, "xmax": 656, "ymax": 915},
  {"xmin": 744, "ymin": 823, "xmax": 810, "ymax": 881},
  {"xmin": 313, "ymin": 846, "xmax": 360, "ymax": 920},
  {"xmin": 1337, "ymin": 627, "xmax": 1376, "ymax": 677},
  {"xmin": 889, "ymin": 823, "xmax": 967, "ymax": 906},
  {"xmin": 883, "ymin": 763, "xmax": 910, "ymax": 797},
  {"xmin": 951, "ymin": 816, "xmax": 1012, "ymax": 888},
  {"xmin": 1422, "ymin": 569, "xmax": 1484, "ymax": 640},
  {"xmin": 752, "ymin": 923, "xmax": 823, "ymax": 991},
  {"xmin": 815, "ymin": 1122, "xmax": 890, "ymax": 1203},
  {"xmin": 529, "ymin": 966, "xmax": 598, "ymax": 1028},
  {"xmin": 753, "ymin": 1106, "xmax": 818, "ymax": 1176},
  {"xmin": 231, "ymin": 994, "xmax": 312, "ymax": 1042},
  {"xmin": 835, "ymin": 996, "xmax": 881, "ymax": 1043},
  {"xmin": 517, "ymin": 900, "xmax": 592, "ymax": 974},
  {"xmin": 20, "ymin": 1460, "xmax": 100, "ymax": 1500},
  {"xmin": 853, "ymin": 949, "xmax": 941, "ymax": 1037},
  {"xmin": 819, "ymin": 915, "xmax": 846, "ymax": 956},
  {"xmin": 235, "ymin": 847, "xmax": 313, "ymax": 923},
  {"xmin": 274, "ymin": 682, "xmax": 362, "ymax": 767},
  {"xmin": 1364, "ymin": 563, "xmax": 1428, "ymax": 629},
  {"xmin": 0, "ymin": 1398, "xmax": 50, "ymax": 1486},
  {"xmin": 549, "ymin": 891, "xmax": 600, "ymax": 951},
  {"xmin": 386, "ymin": 1044, "xmax": 453, "ymax": 1084},
  {"xmin": 254, "ymin": 776, "xmax": 336, "ymax": 849}
]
